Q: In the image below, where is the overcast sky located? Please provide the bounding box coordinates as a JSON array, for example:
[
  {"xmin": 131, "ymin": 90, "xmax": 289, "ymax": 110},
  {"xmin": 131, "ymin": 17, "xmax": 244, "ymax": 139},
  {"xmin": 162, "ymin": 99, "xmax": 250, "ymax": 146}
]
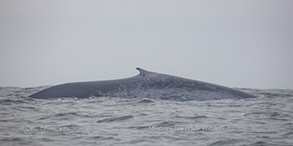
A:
[{"xmin": 0, "ymin": 0, "xmax": 292, "ymax": 89}]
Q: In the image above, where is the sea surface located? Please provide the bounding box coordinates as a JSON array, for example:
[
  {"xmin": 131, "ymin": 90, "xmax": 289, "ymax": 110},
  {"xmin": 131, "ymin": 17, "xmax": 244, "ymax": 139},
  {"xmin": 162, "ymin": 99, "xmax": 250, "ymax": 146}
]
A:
[{"xmin": 0, "ymin": 87, "xmax": 292, "ymax": 146}]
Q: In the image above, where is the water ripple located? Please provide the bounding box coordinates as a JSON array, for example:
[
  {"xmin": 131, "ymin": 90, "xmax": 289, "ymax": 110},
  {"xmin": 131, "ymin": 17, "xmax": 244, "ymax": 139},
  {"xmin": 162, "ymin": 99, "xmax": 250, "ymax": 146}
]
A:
[{"xmin": 0, "ymin": 87, "xmax": 292, "ymax": 146}]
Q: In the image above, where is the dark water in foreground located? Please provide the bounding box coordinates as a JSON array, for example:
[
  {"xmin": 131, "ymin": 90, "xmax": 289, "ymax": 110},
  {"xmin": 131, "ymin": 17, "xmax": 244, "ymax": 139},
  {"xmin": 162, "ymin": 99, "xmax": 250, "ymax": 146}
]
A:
[{"xmin": 0, "ymin": 87, "xmax": 292, "ymax": 146}]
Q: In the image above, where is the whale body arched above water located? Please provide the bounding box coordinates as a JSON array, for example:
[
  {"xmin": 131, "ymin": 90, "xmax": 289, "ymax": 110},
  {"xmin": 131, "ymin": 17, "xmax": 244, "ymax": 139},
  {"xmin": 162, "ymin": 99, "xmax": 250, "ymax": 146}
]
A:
[{"xmin": 29, "ymin": 68, "xmax": 256, "ymax": 101}]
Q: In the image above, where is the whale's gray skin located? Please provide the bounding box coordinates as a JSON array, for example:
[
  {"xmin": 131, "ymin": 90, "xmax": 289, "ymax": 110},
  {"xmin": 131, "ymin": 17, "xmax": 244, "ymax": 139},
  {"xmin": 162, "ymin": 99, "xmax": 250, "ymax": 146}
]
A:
[{"xmin": 29, "ymin": 68, "xmax": 256, "ymax": 101}]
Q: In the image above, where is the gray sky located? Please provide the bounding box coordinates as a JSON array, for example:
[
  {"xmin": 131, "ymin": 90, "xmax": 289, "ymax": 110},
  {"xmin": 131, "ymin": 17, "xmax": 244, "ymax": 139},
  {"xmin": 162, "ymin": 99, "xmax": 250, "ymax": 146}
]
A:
[{"xmin": 0, "ymin": 0, "xmax": 292, "ymax": 89}]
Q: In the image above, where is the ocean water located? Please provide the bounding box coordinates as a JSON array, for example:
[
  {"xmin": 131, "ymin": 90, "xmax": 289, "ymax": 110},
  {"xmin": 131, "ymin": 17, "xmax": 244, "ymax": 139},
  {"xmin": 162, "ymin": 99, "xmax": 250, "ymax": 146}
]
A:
[{"xmin": 0, "ymin": 87, "xmax": 292, "ymax": 146}]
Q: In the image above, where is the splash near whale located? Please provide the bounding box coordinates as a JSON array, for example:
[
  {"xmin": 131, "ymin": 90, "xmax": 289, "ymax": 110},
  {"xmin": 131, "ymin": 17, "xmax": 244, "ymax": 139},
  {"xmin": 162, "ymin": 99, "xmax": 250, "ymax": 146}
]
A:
[{"xmin": 29, "ymin": 68, "xmax": 256, "ymax": 101}]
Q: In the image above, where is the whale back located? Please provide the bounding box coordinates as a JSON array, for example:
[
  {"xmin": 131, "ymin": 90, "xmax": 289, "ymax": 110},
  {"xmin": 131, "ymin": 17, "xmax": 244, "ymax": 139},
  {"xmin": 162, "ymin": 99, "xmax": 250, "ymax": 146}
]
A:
[{"xmin": 29, "ymin": 68, "xmax": 256, "ymax": 101}]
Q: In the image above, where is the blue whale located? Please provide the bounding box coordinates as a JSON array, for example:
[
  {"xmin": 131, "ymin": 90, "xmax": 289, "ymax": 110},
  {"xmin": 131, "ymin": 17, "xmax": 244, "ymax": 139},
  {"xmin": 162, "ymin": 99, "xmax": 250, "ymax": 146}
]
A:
[{"xmin": 29, "ymin": 68, "xmax": 256, "ymax": 101}]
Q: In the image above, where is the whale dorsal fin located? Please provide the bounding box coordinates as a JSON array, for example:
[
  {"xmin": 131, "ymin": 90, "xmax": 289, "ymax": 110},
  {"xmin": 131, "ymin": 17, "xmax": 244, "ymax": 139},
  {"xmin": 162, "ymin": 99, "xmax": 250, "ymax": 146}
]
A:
[{"xmin": 136, "ymin": 67, "xmax": 153, "ymax": 76}]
